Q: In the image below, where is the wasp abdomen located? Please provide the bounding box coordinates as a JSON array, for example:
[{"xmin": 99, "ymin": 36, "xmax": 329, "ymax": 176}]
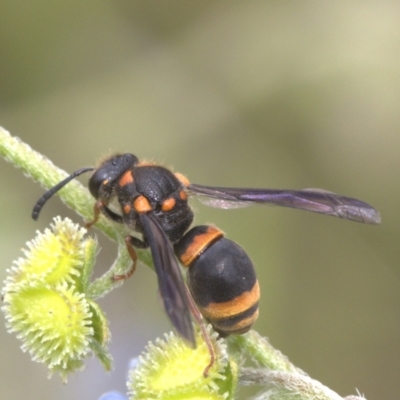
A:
[{"xmin": 175, "ymin": 225, "xmax": 260, "ymax": 336}]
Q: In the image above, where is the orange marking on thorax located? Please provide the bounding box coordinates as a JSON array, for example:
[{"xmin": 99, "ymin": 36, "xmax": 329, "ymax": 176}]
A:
[
  {"xmin": 119, "ymin": 170, "xmax": 134, "ymax": 186},
  {"xmin": 179, "ymin": 190, "xmax": 187, "ymax": 201},
  {"xmin": 133, "ymin": 195, "xmax": 152, "ymax": 213},
  {"xmin": 175, "ymin": 172, "xmax": 190, "ymax": 187},
  {"xmin": 162, "ymin": 197, "xmax": 176, "ymax": 212},
  {"xmin": 123, "ymin": 204, "xmax": 131, "ymax": 214}
]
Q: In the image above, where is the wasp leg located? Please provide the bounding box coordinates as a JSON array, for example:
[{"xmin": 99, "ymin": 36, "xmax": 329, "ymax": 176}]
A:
[
  {"xmin": 185, "ymin": 286, "xmax": 215, "ymax": 377},
  {"xmin": 112, "ymin": 236, "xmax": 148, "ymax": 281},
  {"xmin": 128, "ymin": 236, "xmax": 149, "ymax": 249},
  {"xmin": 85, "ymin": 200, "xmax": 124, "ymax": 229},
  {"xmin": 112, "ymin": 236, "xmax": 138, "ymax": 281},
  {"xmin": 85, "ymin": 200, "xmax": 103, "ymax": 229}
]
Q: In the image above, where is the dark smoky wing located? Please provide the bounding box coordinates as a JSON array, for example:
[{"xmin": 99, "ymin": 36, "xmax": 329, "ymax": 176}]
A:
[
  {"xmin": 139, "ymin": 212, "xmax": 195, "ymax": 347},
  {"xmin": 188, "ymin": 184, "xmax": 381, "ymax": 224}
]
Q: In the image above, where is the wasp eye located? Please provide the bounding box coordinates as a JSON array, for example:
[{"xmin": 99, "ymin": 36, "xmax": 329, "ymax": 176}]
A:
[{"xmin": 89, "ymin": 168, "xmax": 108, "ymax": 199}]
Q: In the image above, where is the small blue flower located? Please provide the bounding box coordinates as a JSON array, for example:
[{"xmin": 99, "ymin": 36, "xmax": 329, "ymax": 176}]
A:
[{"xmin": 98, "ymin": 391, "xmax": 127, "ymax": 400}]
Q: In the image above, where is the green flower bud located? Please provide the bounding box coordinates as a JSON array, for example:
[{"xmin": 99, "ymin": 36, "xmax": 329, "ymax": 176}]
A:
[
  {"xmin": 4, "ymin": 217, "xmax": 87, "ymax": 291},
  {"xmin": 3, "ymin": 283, "xmax": 93, "ymax": 380},
  {"xmin": 128, "ymin": 325, "xmax": 237, "ymax": 400},
  {"xmin": 1, "ymin": 217, "xmax": 112, "ymax": 380}
]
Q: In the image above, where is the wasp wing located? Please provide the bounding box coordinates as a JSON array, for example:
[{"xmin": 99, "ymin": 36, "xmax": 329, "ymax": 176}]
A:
[
  {"xmin": 139, "ymin": 212, "xmax": 195, "ymax": 347},
  {"xmin": 188, "ymin": 184, "xmax": 381, "ymax": 224}
]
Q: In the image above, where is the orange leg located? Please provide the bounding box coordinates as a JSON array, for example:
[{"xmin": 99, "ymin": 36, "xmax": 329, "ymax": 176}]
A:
[
  {"xmin": 85, "ymin": 200, "xmax": 103, "ymax": 229},
  {"xmin": 112, "ymin": 236, "xmax": 138, "ymax": 281}
]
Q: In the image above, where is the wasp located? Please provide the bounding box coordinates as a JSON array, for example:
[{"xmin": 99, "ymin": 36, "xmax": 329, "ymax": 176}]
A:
[{"xmin": 32, "ymin": 153, "xmax": 380, "ymax": 349}]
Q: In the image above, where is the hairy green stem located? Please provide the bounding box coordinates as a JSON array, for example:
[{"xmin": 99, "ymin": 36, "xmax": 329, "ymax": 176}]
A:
[
  {"xmin": 230, "ymin": 331, "xmax": 305, "ymax": 374},
  {"xmin": 244, "ymin": 368, "xmax": 344, "ymax": 400}
]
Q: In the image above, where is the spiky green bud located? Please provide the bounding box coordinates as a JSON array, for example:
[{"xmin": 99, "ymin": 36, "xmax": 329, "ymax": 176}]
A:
[
  {"xmin": 4, "ymin": 217, "xmax": 87, "ymax": 290},
  {"xmin": 128, "ymin": 325, "xmax": 238, "ymax": 400},
  {"xmin": 2, "ymin": 217, "xmax": 111, "ymax": 381}
]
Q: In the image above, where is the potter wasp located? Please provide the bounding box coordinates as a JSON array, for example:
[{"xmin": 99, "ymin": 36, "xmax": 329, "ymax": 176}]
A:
[{"xmin": 32, "ymin": 153, "xmax": 380, "ymax": 350}]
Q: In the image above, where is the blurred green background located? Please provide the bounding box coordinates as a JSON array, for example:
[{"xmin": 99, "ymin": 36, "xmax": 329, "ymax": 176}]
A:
[{"xmin": 0, "ymin": 1, "xmax": 399, "ymax": 399}]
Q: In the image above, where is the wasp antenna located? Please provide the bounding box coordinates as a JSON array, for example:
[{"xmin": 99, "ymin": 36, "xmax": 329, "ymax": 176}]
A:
[{"xmin": 31, "ymin": 167, "xmax": 95, "ymax": 221}]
